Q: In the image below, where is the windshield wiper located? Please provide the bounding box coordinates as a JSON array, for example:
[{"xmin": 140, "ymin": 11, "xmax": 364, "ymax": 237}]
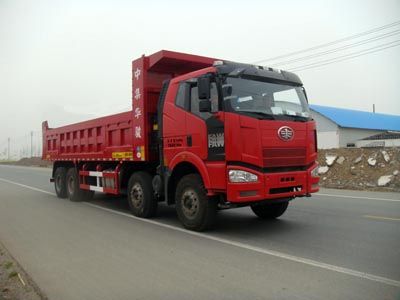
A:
[
  {"xmin": 281, "ymin": 114, "xmax": 309, "ymax": 122},
  {"xmin": 238, "ymin": 111, "xmax": 276, "ymax": 120}
]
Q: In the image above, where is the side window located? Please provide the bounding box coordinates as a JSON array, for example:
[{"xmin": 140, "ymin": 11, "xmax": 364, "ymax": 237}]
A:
[
  {"xmin": 175, "ymin": 83, "xmax": 188, "ymax": 110},
  {"xmin": 190, "ymin": 82, "xmax": 218, "ymax": 119}
]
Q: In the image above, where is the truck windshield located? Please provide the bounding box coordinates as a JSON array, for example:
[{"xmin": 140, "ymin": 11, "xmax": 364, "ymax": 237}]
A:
[{"xmin": 222, "ymin": 77, "xmax": 311, "ymax": 120}]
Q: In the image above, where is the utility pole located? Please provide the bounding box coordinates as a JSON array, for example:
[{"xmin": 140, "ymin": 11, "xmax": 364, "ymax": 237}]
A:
[
  {"xmin": 7, "ymin": 137, "xmax": 10, "ymax": 161},
  {"xmin": 373, "ymin": 104, "xmax": 375, "ymax": 113},
  {"xmin": 30, "ymin": 131, "xmax": 33, "ymax": 158}
]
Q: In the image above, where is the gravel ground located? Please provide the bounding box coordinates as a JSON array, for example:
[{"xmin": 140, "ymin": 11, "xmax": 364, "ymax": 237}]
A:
[{"xmin": 0, "ymin": 242, "xmax": 45, "ymax": 300}]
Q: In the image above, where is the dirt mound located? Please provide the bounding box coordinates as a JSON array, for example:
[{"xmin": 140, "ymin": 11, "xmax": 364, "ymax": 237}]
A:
[{"xmin": 317, "ymin": 148, "xmax": 400, "ymax": 192}]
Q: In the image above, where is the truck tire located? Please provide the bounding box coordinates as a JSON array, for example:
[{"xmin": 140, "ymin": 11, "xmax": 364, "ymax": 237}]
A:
[
  {"xmin": 54, "ymin": 167, "xmax": 67, "ymax": 198},
  {"xmin": 175, "ymin": 174, "xmax": 217, "ymax": 231},
  {"xmin": 250, "ymin": 201, "xmax": 289, "ymax": 219},
  {"xmin": 127, "ymin": 171, "xmax": 157, "ymax": 218},
  {"xmin": 66, "ymin": 168, "xmax": 94, "ymax": 202}
]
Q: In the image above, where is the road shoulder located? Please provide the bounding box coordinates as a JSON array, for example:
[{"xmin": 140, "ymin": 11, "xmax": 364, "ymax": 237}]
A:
[{"xmin": 0, "ymin": 241, "xmax": 46, "ymax": 300}]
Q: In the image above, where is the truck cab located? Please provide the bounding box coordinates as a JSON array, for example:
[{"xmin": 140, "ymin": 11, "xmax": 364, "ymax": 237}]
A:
[{"xmin": 160, "ymin": 60, "xmax": 319, "ymax": 229}]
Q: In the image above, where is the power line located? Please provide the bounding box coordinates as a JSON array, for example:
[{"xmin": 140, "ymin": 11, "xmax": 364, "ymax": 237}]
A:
[
  {"xmin": 290, "ymin": 40, "xmax": 400, "ymax": 71},
  {"xmin": 270, "ymin": 29, "xmax": 400, "ymax": 67},
  {"xmin": 252, "ymin": 20, "xmax": 400, "ymax": 64},
  {"xmin": 289, "ymin": 42, "xmax": 400, "ymax": 72}
]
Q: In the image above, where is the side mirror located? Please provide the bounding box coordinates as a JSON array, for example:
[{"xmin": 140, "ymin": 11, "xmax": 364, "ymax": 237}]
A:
[
  {"xmin": 198, "ymin": 76, "xmax": 211, "ymax": 100},
  {"xmin": 222, "ymin": 84, "xmax": 232, "ymax": 97},
  {"xmin": 199, "ymin": 100, "xmax": 212, "ymax": 112}
]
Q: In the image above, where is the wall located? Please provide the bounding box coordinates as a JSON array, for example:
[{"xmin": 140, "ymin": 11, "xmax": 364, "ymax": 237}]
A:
[
  {"xmin": 317, "ymin": 131, "xmax": 339, "ymax": 149},
  {"xmin": 311, "ymin": 110, "xmax": 339, "ymax": 149}
]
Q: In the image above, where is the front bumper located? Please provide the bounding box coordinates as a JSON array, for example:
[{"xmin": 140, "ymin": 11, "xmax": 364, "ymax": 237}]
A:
[{"xmin": 226, "ymin": 163, "xmax": 319, "ymax": 203}]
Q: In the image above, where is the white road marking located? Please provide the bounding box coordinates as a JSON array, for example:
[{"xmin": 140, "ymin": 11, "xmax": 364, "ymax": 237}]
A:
[
  {"xmin": 1, "ymin": 177, "xmax": 400, "ymax": 288},
  {"xmin": 0, "ymin": 178, "xmax": 55, "ymax": 196},
  {"xmin": 85, "ymin": 203, "xmax": 400, "ymax": 288},
  {"xmin": 364, "ymin": 215, "xmax": 400, "ymax": 222},
  {"xmin": 316, "ymin": 193, "xmax": 400, "ymax": 202}
]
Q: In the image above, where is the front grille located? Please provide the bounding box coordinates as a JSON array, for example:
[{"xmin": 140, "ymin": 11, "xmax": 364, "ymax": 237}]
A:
[{"xmin": 263, "ymin": 147, "xmax": 306, "ymax": 167}]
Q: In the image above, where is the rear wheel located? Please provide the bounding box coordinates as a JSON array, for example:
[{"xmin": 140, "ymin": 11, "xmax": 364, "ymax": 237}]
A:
[
  {"xmin": 54, "ymin": 167, "xmax": 67, "ymax": 198},
  {"xmin": 66, "ymin": 168, "xmax": 94, "ymax": 202},
  {"xmin": 175, "ymin": 174, "xmax": 217, "ymax": 231},
  {"xmin": 127, "ymin": 171, "xmax": 157, "ymax": 218},
  {"xmin": 250, "ymin": 201, "xmax": 289, "ymax": 219}
]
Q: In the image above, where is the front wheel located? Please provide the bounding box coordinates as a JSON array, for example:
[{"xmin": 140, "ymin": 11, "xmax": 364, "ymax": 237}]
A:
[
  {"xmin": 175, "ymin": 174, "xmax": 217, "ymax": 231},
  {"xmin": 250, "ymin": 201, "xmax": 289, "ymax": 219}
]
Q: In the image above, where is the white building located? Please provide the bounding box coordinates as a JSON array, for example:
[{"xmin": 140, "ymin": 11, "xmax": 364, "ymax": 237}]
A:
[
  {"xmin": 356, "ymin": 132, "xmax": 400, "ymax": 148},
  {"xmin": 310, "ymin": 105, "xmax": 400, "ymax": 149}
]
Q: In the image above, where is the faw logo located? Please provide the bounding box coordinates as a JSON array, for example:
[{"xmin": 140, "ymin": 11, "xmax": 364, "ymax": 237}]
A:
[
  {"xmin": 278, "ymin": 126, "xmax": 294, "ymax": 141},
  {"xmin": 208, "ymin": 133, "xmax": 224, "ymax": 148}
]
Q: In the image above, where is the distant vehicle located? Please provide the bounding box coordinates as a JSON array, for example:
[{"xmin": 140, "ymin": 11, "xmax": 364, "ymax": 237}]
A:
[{"xmin": 42, "ymin": 50, "xmax": 320, "ymax": 231}]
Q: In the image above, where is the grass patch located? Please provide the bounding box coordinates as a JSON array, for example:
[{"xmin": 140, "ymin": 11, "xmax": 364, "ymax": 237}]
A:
[
  {"xmin": 4, "ymin": 261, "xmax": 13, "ymax": 269},
  {"xmin": 8, "ymin": 271, "xmax": 18, "ymax": 278}
]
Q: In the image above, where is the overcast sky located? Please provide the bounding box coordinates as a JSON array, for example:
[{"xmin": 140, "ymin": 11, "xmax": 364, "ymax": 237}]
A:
[{"xmin": 0, "ymin": 0, "xmax": 399, "ymax": 157}]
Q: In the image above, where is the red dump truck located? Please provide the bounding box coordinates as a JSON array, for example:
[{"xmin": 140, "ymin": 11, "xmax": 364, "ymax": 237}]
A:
[{"xmin": 42, "ymin": 50, "xmax": 319, "ymax": 231}]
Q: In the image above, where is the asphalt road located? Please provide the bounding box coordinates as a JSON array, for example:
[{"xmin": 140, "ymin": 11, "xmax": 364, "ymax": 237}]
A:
[{"xmin": 0, "ymin": 165, "xmax": 399, "ymax": 300}]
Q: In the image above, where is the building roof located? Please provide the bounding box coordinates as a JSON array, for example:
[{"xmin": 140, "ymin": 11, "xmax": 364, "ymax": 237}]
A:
[
  {"xmin": 362, "ymin": 131, "xmax": 400, "ymax": 140},
  {"xmin": 310, "ymin": 104, "xmax": 400, "ymax": 131}
]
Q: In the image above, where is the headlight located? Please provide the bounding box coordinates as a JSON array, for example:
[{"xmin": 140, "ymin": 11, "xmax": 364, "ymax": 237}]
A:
[
  {"xmin": 229, "ymin": 170, "xmax": 258, "ymax": 183},
  {"xmin": 311, "ymin": 165, "xmax": 319, "ymax": 177}
]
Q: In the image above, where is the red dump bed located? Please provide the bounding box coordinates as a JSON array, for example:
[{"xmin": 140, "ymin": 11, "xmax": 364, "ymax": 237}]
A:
[{"xmin": 42, "ymin": 50, "xmax": 216, "ymax": 162}]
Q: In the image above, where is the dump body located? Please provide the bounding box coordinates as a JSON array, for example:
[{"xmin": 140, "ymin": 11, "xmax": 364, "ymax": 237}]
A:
[
  {"xmin": 42, "ymin": 50, "xmax": 216, "ymax": 163},
  {"xmin": 42, "ymin": 111, "xmax": 134, "ymax": 161}
]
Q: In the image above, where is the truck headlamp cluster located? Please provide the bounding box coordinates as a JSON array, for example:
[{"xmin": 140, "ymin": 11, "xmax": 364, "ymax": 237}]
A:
[
  {"xmin": 228, "ymin": 170, "xmax": 258, "ymax": 183},
  {"xmin": 311, "ymin": 165, "xmax": 319, "ymax": 178}
]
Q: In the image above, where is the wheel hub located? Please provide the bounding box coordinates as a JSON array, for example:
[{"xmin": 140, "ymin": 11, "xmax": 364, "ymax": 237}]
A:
[
  {"xmin": 130, "ymin": 183, "xmax": 144, "ymax": 209},
  {"xmin": 182, "ymin": 189, "xmax": 199, "ymax": 219}
]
